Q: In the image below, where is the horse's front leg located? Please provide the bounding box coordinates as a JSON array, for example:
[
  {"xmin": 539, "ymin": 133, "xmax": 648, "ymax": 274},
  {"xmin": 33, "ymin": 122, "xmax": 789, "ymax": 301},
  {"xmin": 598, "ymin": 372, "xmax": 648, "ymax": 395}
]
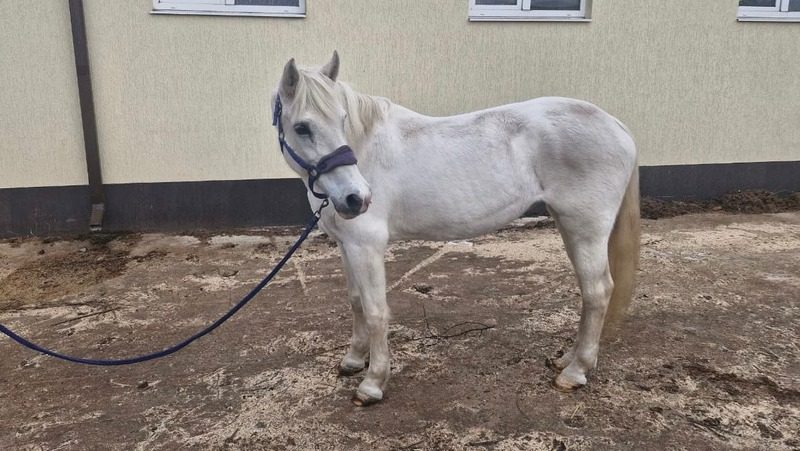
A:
[
  {"xmin": 340, "ymin": 241, "xmax": 390, "ymax": 406},
  {"xmin": 338, "ymin": 248, "xmax": 370, "ymax": 376}
]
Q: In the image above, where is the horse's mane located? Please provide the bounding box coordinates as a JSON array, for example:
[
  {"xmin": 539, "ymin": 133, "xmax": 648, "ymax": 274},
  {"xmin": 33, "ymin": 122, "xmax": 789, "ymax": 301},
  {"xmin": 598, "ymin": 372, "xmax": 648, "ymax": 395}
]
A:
[{"xmin": 292, "ymin": 69, "xmax": 390, "ymax": 144}]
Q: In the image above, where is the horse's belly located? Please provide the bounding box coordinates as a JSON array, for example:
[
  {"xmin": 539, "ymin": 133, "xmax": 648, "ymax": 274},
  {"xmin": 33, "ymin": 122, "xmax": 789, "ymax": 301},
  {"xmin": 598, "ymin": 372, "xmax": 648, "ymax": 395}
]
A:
[
  {"xmin": 391, "ymin": 213, "xmax": 524, "ymax": 241},
  {"xmin": 388, "ymin": 184, "xmax": 538, "ymax": 241},
  {"xmin": 381, "ymin": 131, "xmax": 542, "ymax": 241}
]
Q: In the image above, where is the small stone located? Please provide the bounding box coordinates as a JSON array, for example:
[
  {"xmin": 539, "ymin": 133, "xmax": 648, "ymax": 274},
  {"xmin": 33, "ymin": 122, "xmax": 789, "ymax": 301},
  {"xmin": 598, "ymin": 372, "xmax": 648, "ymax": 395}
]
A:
[
  {"xmin": 137, "ymin": 381, "xmax": 149, "ymax": 389},
  {"xmin": 412, "ymin": 284, "xmax": 433, "ymax": 294},
  {"xmin": 79, "ymin": 247, "xmax": 87, "ymax": 253},
  {"xmin": 220, "ymin": 269, "xmax": 239, "ymax": 278},
  {"xmin": 37, "ymin": 249, "xmax": 45, "ymax": 255}
]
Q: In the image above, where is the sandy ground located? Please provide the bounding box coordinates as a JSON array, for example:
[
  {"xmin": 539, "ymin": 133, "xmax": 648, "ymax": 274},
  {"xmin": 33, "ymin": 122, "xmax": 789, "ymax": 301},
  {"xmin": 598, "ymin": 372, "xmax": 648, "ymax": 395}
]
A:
[{"xmin": 0, "ymin": 212, "xmax": 798, "ymax": 450}]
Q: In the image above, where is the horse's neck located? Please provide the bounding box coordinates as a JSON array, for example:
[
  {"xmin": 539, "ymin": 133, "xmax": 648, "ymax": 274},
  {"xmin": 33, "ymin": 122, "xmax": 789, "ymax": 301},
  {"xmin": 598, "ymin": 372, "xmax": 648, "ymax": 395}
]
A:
[
  {"xmin": 362, "ymin": 102, "xmax": 420, "ymax": 145},
  {"xmin": 347, "ymin": 100, "xmax": 402, "ymax": 170}
]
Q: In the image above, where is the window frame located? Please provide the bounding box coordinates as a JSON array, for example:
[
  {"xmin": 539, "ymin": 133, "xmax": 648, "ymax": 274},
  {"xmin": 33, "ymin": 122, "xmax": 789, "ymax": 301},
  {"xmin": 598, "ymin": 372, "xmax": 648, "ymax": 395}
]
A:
[
  {"xmin": 738, "ymin": 0, "xmax": 800, "ymax": 22},
  {"xmin": 468, "ymin": 0, "xmax": 590, "ymax": 22},
  {"xmin": 151, "ymin": 0, "xmax": 306, "ymax": 18}
]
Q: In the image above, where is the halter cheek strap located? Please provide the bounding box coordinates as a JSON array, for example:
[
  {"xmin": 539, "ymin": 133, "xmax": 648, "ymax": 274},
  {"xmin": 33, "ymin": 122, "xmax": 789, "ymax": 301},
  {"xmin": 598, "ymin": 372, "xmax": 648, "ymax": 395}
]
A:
[{"xmin": 272, "ymin": 96, "xmax": 358, "ymax": 199}]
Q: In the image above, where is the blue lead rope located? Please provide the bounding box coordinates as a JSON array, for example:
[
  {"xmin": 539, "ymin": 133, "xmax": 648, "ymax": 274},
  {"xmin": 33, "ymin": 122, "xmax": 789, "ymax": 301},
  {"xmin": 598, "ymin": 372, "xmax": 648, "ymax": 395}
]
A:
[{"xmin": 0, "ymin": 201, "xmax": 327, "ymax": 366}]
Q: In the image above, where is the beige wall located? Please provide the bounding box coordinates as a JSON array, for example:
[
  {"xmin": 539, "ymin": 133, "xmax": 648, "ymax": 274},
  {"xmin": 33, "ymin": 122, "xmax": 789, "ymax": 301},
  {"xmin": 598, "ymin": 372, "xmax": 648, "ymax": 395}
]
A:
[
  {"xmin": 0, "ymin": 1, "xmax": 87, "ymax": 188},
  {"xmin": 2, "ymin": 0, "xmax": 799, "ymax": 187}
]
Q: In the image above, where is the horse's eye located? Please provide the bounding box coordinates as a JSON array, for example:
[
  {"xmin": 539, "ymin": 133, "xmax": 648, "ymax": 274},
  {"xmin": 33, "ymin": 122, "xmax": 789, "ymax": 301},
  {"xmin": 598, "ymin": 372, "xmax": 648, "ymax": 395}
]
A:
[{"xmin": 294, "ymin": 123, "xmax": 311, "ymax": 136}]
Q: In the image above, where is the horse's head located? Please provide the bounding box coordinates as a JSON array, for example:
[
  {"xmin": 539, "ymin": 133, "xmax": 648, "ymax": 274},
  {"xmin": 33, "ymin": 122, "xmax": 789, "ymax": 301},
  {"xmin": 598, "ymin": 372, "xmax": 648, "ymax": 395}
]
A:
[{"xmin": 273, "ymin": 51, "xmax": 372, "ymax": 220}]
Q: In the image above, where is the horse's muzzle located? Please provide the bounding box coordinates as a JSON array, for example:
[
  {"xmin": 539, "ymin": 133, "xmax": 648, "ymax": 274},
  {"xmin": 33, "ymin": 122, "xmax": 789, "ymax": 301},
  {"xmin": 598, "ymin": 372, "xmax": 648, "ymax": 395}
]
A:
[{"xmin": 336, "ymin": 192, "xmax": 372, "ymax": 219}]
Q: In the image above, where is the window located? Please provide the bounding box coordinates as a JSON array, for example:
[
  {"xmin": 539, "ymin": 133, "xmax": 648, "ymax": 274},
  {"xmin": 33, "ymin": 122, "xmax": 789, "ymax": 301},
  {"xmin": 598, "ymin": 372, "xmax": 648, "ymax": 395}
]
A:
[
  {"xmin": 469, "ymin": 0, "xmax": 590, "ymax": 21},
  {"xmin": 738, "ymin": 0, "xmax": 800, "ymax": 21},
  {"xmin": 152, "ymin": 0, "xmax": 306, "ymax": 18}
]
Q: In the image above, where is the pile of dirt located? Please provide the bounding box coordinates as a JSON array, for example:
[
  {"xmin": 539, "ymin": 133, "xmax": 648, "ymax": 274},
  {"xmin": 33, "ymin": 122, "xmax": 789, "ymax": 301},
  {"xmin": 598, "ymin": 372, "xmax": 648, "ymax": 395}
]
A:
[
  {"xmin": 718, "ymin": 190, "xmax": 800, "ymax": 214},
  {"xmin": 641, "ymin": 190, "xmax": 800, "ymax": 219},
  {"xmin": 0, "ymin": 239, "xmax": 131, "ymax": 311}
]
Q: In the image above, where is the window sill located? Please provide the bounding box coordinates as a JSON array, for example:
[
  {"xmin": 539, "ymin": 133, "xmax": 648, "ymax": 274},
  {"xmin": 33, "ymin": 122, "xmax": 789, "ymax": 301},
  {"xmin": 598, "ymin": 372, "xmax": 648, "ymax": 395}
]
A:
[
  {"xmin": 468, "ymin": 16, "xmax": 590, "ymax": 22},
  {"xmin": 737, "ymin": 14, "xmax": 800, "ymax": 22},
  {"xmin": 151, "ymin": 9, "xmax": 305, "ymax": 18}
]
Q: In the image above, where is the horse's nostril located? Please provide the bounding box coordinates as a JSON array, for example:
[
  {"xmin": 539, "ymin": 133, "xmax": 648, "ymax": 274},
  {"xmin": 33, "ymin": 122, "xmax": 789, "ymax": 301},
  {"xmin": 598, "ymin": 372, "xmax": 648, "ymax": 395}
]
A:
[{"xmin": 346, "ymin": 194, "xmax": 363, "ymax": 211}]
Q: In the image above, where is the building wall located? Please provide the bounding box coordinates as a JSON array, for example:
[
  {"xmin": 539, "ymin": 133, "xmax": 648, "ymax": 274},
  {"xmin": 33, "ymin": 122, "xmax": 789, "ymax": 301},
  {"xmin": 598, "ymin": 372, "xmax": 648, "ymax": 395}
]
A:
[
  {"xmin": 0, "ymin": 0, "xmax": 798, "ymax": 235},
  {"xmin": 0, "ymin": 1, "xmax": 87, "ymax": 189},
  {"xmin": 7, "ymin": 0, "xmax": 798, "ymax": 186},
  {"xmin": 90, "ymin": 0, "xmax": 799, "ymax": 183}
]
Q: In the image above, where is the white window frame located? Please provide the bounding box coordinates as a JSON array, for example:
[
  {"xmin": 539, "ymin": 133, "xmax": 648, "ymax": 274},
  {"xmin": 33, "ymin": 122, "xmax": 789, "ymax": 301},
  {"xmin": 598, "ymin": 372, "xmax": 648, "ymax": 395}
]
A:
[
  {"xmin": 469, "ymin": 0, "xmax": 590, "ymax": 22},
  {"xmin": 738, "ymin": 0, "xmax": 800, "ymax": 22},
  {"xmin": 152, "ymin": 0, "xmax": 306, "ymax": 18}
]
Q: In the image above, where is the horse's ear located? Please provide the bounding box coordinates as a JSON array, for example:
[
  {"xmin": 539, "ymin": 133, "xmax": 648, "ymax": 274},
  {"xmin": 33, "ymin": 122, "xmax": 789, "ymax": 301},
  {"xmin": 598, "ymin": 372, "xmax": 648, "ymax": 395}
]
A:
[
  {"xmin": 320, "ymin": 50, "xmax": 340, "ymax": 82},
  {"xmin": 280, "ymin": 58, "xmax": 300, "ymax": 98}
]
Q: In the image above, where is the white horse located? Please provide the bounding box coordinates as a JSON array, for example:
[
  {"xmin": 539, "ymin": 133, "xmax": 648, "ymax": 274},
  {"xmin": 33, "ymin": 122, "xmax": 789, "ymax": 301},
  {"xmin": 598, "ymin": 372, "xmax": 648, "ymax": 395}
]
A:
[{"xmin": 272, "ymin": 52, "xmax": 640, "ymax": 406}]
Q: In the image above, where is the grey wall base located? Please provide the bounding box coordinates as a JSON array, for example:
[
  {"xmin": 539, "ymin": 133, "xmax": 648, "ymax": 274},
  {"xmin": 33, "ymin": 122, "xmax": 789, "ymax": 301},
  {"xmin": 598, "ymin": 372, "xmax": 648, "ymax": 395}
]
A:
[
  {"xmin": 2, "ymin": 161, "xmax": 798, "ymax": 238},
  {"xmin": 0, "ymin": 179, "xmax": 308, "ymax": 238}
]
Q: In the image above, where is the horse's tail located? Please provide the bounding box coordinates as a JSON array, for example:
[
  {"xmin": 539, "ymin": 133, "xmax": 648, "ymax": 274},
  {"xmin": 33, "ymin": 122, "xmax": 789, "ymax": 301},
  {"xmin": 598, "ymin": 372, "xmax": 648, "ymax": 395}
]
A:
[{"xmin": 604, "ymin": 165, "xmax": 640, "ymax": 334}]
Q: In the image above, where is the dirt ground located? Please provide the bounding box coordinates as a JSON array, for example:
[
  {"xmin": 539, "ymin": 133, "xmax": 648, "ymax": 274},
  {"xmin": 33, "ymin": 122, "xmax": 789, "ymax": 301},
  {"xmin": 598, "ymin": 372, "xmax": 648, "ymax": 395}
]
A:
[{"xmin": 1, "ymin": 211, "xmax": 799, "ymax": 450}]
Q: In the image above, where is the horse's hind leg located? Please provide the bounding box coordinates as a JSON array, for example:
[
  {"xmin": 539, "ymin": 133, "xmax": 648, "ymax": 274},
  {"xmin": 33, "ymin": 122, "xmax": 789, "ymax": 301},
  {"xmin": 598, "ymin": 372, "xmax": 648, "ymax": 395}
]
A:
[
  {"xmin": 548, "ymin": 208, "xmax": 615, "ymax": 391},
  {"xmin": 338, "ymin": 248, "xmax": 370, "ymax": 376}
]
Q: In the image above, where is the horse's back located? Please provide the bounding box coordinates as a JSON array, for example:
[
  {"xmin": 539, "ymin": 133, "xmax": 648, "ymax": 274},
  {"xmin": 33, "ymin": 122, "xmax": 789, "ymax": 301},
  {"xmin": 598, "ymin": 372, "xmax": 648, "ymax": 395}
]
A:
[{"xmin": 476, "ymin": 95, "xmax": 636, "ymax": 172}]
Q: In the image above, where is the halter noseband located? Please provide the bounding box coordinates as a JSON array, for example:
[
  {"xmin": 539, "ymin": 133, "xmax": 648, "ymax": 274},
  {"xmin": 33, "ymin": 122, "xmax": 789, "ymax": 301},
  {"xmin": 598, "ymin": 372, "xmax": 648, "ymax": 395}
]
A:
[{"xmin": 272, "ymin": 95, "xmax": 358, "ymax": 199}]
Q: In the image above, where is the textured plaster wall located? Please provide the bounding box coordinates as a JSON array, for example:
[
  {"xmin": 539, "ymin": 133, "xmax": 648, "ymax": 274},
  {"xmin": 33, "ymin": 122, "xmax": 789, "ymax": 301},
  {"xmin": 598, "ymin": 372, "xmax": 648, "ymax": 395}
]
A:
[
  {"xmin": 2, "ymin": 0, "xmax": 798, "ymax": 187},
  {"xmin": 0, "ymin": 1, "xmax": 87, "ymax": 188}
]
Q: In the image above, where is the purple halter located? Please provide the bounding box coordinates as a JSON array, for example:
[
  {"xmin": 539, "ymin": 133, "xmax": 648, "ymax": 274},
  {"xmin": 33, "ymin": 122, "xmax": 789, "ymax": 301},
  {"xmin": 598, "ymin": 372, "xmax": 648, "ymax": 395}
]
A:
[{"xmin": 272, "ymin": 95, "xmax": 358, "ymax": 199}]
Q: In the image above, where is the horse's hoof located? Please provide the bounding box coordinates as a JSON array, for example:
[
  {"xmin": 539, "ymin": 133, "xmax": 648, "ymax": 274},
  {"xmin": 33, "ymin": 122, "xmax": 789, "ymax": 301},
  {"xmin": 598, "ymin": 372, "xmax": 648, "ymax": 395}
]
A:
[
  {"xmin": 552, "ymin": 380, "xmax": 580, "ymax": 393},
  {"xmin": 352, "ymin": 382, "xmax": 384, "ymax": 407},
  {"xmin": 338, "ymin": 364, "xmax": 365, "ymax": 377},
  {"xmin": 351, "ymin": 391, "xmax": 382, "ymax": 407},
  {"xmin": 552, "ymin": 374, "xmax": 585, "ymax": 393}
]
